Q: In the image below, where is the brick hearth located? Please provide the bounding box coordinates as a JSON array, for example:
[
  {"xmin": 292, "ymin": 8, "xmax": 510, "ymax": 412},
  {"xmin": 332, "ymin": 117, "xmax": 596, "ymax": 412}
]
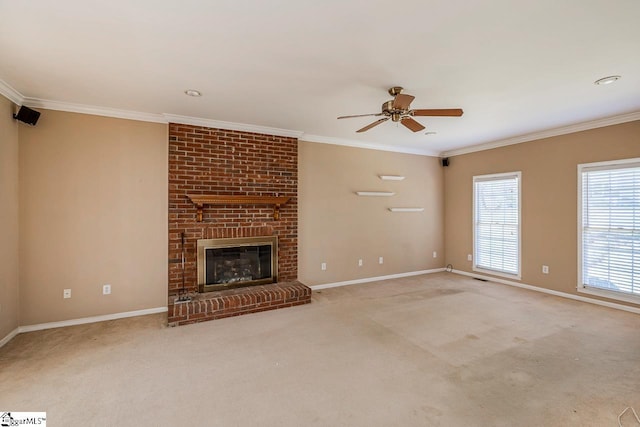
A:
[
  {"xmin": 167, "ymin": 124, "xmax": 310, "ymax": 325},
  {"xmin": 168, "ymin": 282, "xmax": 310, "ymax": 326}
]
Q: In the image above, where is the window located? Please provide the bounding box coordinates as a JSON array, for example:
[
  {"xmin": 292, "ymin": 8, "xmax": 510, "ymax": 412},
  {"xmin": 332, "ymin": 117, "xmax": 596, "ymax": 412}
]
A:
[
  {"xmin": 578, "ymin": 158, "xmax": 640, "ymax": 301},
  {"xmin": 473, "ymin": 172, "xmax": 521, "ymax": 278}
]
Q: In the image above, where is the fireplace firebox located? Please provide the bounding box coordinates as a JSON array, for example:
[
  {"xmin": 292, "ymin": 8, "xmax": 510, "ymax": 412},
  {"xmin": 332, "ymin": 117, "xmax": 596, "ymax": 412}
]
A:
[{"xmin": 197, "ymin": 236, "xmax": 278, "ymax": 292}]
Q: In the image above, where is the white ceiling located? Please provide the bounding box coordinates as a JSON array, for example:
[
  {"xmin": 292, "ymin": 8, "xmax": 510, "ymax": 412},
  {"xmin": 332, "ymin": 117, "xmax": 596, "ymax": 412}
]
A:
[{"xmin": 1, "ymin": 0, "xmax": 639, "ymax": 155}]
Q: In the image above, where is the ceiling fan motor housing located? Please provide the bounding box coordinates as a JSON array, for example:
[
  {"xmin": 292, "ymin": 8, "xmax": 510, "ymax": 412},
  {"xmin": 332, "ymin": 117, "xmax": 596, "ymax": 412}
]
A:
[{"xmin": 382, "ymin": 100, "xmax": 408, "ymax": 122}]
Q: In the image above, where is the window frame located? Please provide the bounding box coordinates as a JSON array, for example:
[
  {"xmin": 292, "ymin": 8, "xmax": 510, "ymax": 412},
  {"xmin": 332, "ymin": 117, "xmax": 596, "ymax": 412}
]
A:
[
  {"xmin": 472, "ymin": 171, "xmax": 522, "ymax": 280},
  {"xmin": 577, "ymin": 157, "xmax": 640, "ymax": 304}
]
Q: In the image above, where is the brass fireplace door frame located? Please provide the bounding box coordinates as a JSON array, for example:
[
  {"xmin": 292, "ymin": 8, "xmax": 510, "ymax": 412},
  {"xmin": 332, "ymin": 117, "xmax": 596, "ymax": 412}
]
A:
[{"xmin": 197, "ymin": 236, "xmax": 278, "ymax": 293}]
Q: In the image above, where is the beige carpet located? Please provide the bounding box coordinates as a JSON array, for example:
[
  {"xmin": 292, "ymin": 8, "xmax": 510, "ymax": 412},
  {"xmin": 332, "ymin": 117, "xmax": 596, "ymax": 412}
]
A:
[{"xmin": 1, "ymin": 272, "xmax": 639, "ymax": 426}]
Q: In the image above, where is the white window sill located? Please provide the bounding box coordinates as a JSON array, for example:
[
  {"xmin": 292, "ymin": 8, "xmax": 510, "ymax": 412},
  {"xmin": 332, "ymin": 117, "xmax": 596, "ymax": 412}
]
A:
[
  {"xmin": 578, "ymin": 286, "xmax": 640, "ymax": 305},
  {"xmin": 473, "ymin": 266, "xmax": 521, "ymax": 281}
]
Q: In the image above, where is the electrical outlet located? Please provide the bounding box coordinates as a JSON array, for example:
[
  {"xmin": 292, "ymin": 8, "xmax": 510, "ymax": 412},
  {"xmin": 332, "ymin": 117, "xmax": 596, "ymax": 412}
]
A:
[
  {"xmin": 542, "ymin": 265, "xmax": 549, "ymax": 274},
  {"xmin": 358, "ymin": 259, "xmax": 363, "ymax": 267},
  {"xmin": 103, "ymin": 284, "xmax": 112, "ymax": 295},
  {"xmin": 467, "ymin": 254, "xmax": 472, "ymax": 261},
  {"xmin": 433, "ymin": 251, "xmax": 437, "ymax": 258},
  {"xmin": 63, "ymin": 289, "xmax": 71, "ymax": 299},
  {"xmin": 378, "ymin": 256, "xmax": 384, "ymax": 264},
  {"xmin": 321, "ymin": 262, "xmax": 327, "ymax": 271}
]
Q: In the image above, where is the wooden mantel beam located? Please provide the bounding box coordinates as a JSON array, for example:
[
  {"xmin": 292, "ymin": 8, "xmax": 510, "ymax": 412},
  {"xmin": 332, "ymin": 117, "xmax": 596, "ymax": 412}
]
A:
[{"xmin": 186, "ymin": 194, "xmax": 291, "ymax": 222}]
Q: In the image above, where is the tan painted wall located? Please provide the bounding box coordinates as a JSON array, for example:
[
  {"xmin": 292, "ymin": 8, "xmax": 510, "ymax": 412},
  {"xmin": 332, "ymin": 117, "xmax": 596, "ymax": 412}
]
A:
[
  {"xmin": 19, "ymin": 110, "xmax": 168, "ymax": 325},
  {"xmin": 0, "ymin": 96, "xmax": 20, "ymax": 338},
  {"xmin": 299, "ymin": 141, "xmax": 444, "ymax": 286},
  {"xmin": 444, "ymin": 120, "xmax": 640, "ymax": 307},
  {"xmin": 10, "ymin": 105, "xmax": 636, "ymax": 328}
]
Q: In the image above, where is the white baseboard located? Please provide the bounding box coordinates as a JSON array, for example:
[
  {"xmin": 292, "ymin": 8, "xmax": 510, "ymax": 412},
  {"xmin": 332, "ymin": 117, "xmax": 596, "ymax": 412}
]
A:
[
  {"xmin": 0, "ymin": 327, "xmax": 20, "ymax": 349},
  {"xmin": 0, "ymin": 307, "xmax": 168, "ymax": 348},
  {"xmin": 309, "ymin": 268, "xmax": 446, "ymax": 291},
  {"xmin": 19, "ymin": 306, "xmax": 168, "ymax": 333},
  {"xmin": 452, "ymin": 269, "xmax": 640, "ymax": 315}
]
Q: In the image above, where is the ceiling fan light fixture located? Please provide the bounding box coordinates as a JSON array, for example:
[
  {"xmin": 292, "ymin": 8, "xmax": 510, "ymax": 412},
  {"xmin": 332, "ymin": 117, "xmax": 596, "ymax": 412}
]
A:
[
  {"xmin": 184, "ymin": 89, "xmax": 202, "ymax": 97},
  {"xmin": 425, "ymin": 131, "xmax": 437, "ymax": 135},
  {"xmin": 594, "ymin": 75, "xmax": 621, "ymax": 85}
]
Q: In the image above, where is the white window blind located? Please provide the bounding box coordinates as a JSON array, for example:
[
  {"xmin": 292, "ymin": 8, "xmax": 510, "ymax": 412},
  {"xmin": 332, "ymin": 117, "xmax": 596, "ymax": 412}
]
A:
[
  {"xmin": 580, "ymin": 160, "xmax": 640, "ymax": 297},
  {"xmin": 473, "ymin": 172, "xmax": 520, "ymax": 277}
]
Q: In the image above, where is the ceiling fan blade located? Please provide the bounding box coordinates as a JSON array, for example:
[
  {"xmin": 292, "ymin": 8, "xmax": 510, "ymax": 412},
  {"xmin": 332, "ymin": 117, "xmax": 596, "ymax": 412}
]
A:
[
  {"xmin": 356, "ymin": 117, "xmax": 390, "ymax": 133},
  {"xmin": 393, "ymin": 94, "xmax": 415, "ymax": 110},
  {"xmin": 337, "ymin": 113, "xmax": 383, "ymax": 119},
  {"xmin": 411, "ymin": 108, "xmax": 464, "ymax": 117},
  {"xmin": 401, "ymin": 117, "xmax": 425, "ymax": 132}
]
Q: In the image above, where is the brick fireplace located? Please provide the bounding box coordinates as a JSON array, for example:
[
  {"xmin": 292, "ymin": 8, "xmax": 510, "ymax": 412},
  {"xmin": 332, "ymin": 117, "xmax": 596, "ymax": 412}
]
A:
[{"xmin": 167, "ymin": 123, "xmax": 311, "ymax": 326}]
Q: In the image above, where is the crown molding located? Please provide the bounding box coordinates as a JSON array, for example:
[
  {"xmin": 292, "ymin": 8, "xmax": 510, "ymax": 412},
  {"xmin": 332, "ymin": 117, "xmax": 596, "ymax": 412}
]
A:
[
  {"xmin": 20, "ymin": 97, "xmax": 304, "ymax": 136},
  {"xmin": 300, "ymin": 133, "xmax": 438, "ymax": 157},
  {"xmin": 6, "ymin": 76, "xmax": 637, "ymax": 156},
  {"xmin": 164, "ymin": 114, "xmax": 303, "ymax": 138},
  {"xmin": 441, "ymin": 111, "xmax": 640, "ymax": 157},
  {"xmin": 23, "ymin": 97, "xmax": 166, "ymax": 123},
  {"xmin": 0, "ymin": 79, "xmax": 24, "ymax": 105}
]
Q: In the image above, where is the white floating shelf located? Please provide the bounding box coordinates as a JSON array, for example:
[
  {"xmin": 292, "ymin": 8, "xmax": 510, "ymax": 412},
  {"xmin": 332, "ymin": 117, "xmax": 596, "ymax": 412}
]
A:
[
  {"xmin": 389, "ymin": 208, "xmax": 425, "ymax": 212},
  {"xmin": 356, "ymin": 191, "xmax": 396, "ymax": 197},
  {"xmin": 379, "ymin": 175, "xmax": 405, "ymax": 181}
]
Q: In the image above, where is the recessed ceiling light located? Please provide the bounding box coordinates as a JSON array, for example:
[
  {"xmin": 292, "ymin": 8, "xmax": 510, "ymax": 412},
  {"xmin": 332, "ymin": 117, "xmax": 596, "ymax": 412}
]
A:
[
  {"xmin": 594, "ymin": 75, "xmax": 621, "ymax": 85},
  {"xmin": 424, "ymin": 131, "xmax": 437, "ymax": 135},
  {"xmin": 184, "ymin": 89, "xmax": 202, "ymax": 97}
]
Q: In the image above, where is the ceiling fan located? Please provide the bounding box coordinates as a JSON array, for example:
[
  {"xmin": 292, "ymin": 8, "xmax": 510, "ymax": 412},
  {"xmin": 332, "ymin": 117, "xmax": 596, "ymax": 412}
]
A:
[{"xmin": 338, "ymin": 86, "xmax": 463, "ymax": 133}]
